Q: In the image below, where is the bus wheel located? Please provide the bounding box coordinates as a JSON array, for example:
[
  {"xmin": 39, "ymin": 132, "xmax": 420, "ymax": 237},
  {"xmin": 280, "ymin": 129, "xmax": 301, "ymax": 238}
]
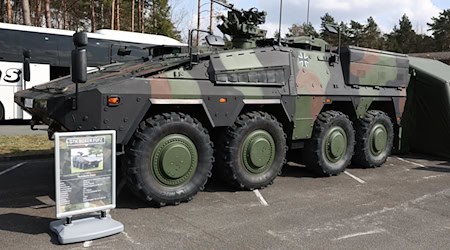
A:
[
  {"xmin": 216, "ymin": 111, "xmax": 287, "ymax": 190},
  {"xmin": 125, "ymin": 113, "xmax": 214, "ymax": 207},
  {"xmin": 0, "ymin": 101, "xmax": 4, "ymax": 120},
  {"xmin": 353, "ymin": 110, "xmax": 394, "ymax": 168},
  {"xmin": 304, "ymin": 111, "xmax": 355, "ymax": 176}
]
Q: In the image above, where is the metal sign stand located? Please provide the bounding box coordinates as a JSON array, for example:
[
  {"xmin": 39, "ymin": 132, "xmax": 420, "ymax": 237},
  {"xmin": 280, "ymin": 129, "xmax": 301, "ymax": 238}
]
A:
[
  {"xmin": 50, "ymin": 131, "xmax": 123, "ymax": 245},
  {"xmin": 50, "ymin": 211, "xmax": 123, "ymax": 244}
]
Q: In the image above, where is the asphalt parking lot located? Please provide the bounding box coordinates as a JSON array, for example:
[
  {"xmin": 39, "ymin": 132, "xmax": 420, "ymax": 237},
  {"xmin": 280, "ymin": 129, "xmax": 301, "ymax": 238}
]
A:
[{"xmin": 1, "ymin": 155, "xmax": 450, "ymax": 249}]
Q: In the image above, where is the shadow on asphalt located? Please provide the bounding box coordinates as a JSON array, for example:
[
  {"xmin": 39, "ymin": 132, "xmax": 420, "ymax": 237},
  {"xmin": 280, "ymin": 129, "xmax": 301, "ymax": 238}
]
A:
[
  {"xmin": 0, "ymin": 120, "xmax": 30, "ymax": 126},
  {"xmin": 0, "ymin": 213, "xmax": 53, "ymax": 235},
  {"xmin": 413, "ymin": 165, "xmax": 450, "ymax": 174}
]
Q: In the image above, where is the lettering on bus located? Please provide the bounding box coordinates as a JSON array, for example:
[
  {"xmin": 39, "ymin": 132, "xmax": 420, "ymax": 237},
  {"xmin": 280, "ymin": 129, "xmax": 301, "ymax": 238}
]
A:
[{"xmin": 0, "ymin": 68, "xmax": 22, "ymax": 84}]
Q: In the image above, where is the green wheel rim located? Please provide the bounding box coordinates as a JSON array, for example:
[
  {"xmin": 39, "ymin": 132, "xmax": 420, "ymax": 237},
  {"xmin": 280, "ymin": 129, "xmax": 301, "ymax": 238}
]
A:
[
  {"xmin": 151, "ymin": 134, "xmax": 198, "ymax": 186},
  {"xmin": 323, "ymin": 126, "xmax": 348, "ymax": 163},
  {"xmin": 369, "ymin": 124, "xmax": 388, "ymax": 156},
  {"xmin": 240, "ymin": 130, "xmax": 276, "ymax": 174}
]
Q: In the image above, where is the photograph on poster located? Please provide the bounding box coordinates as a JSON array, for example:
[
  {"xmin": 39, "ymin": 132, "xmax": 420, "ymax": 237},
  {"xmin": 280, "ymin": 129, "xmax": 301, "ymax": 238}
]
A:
[{"xmin": 70, "ymin": 148, "xmax": 104, "ymax": 173}]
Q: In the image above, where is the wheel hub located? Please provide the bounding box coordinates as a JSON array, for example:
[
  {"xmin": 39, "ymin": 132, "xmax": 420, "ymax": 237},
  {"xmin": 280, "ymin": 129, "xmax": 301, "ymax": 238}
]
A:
[
  {"xmin": 370, "ymin": 124, "xmax": 387, "ymax": 155},
  {"xmin": 241, "ymin": 130, "xmax": 275, "ymax": 174},
  {"xmin": 152, "ymin": 134, "xmax": 198, "ymax": 186},
  {"xmin": 324, "ymin": 127, "xmax": 347, "ymax": 163}
]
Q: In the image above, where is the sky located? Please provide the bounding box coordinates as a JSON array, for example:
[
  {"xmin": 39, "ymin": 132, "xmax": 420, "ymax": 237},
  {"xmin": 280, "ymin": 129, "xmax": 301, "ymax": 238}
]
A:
[{"xmin": 172, "ymin": 0, "xmax": 450, "ymax": 40}]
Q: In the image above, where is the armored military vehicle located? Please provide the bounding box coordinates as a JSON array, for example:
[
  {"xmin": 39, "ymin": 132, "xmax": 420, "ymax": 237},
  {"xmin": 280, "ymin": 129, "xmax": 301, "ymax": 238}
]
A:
[{"xmin": 14, "ymin": 2, "xmax": 408, "ymax": 206}]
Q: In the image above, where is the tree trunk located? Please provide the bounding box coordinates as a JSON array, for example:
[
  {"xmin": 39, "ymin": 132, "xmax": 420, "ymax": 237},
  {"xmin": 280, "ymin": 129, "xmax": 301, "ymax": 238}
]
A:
[
  {"xmin": 0, "ymin": 0, "xmax": 4, "ymax": 23},
  {"xmin": 111, "ymin": 0, "xmax": 115, "ymax": 30},
  {"xmin": 22, "ymin": 0, "xmax": 32, "ymax": 25},
  {"xmin": 6, "ymin": 0, "xmax": 12, "ymax": 23},
  {"xmin": 62, "ymin": 0, "xmax": 67, "ymax": 29},
  {"xmin": 100, "ymin": 3, "xmax": 104, "ymax": 29},
  {"xmin": 138, "ymin": 0, "xmax": 141, "ymax": 32},
  {"xmin": 90, "ymin": 0, "xmax": 95, "ymax": 32},
  {"xmin": 153, "ymin": 0, "xmax": 157, "ymax": 33},
  {"xmin": 131, "ymin": 0, "xmax": 135, "ymax": 32},
  {"xmin": 45, "ymin": 0, "xmax": 51, "ymax": 28},
  {"xmin": 35, "ymin": 0, "xmax": 42, "ymax": 26},
  {"xmin": 116, "ymin": 0, "xmax": 120, "ymax": 31},
  {"xmin": 141, "ymin": 0, "xmax": 145, "ymax": 33}
]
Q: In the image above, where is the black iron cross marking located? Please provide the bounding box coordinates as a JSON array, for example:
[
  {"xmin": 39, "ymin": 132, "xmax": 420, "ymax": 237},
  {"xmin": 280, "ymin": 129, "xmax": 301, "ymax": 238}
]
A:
[{"xmin": 298, "ymin": 53, "xmax": 309, "ymax": 68}]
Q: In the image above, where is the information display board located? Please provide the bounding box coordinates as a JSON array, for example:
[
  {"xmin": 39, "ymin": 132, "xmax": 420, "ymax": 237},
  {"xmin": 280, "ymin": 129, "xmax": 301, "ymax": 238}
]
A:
[{"xmin": 55, "ymin": 131, "xmax": 116, "ymax": 218}]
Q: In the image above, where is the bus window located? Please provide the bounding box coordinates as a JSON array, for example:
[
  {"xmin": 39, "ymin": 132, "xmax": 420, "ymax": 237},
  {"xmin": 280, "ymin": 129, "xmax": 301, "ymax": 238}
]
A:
[
  {"xmin": 27, "ymin": 32, "xmax": 59, "ymax": 65},
  {"xmin": 57, "ymin": 35, "xmax": 73, "ymax": 67},
  {"xmin": 0, "ymin": 29, "xmax": 24, "ymax": 62},
  {"xmin": 87, "ymin": 39, "xmax": 110, "ymax": 66},
  {"xmin": 111, "ymin": 42, "xmax": 150, "ymax": 62}
]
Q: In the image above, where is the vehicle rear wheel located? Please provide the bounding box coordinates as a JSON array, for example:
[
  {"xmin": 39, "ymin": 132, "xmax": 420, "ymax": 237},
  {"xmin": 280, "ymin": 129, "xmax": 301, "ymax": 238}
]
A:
[
  {"xmin": 216, "ymin": 111, "xmax": 287, "ymax": 190},
  {"xmin": 304, "ymin": 111, "xmax": 355, "ymax": 176},
  {"xmin": 125, "ymin": 112, "xmax": 214, "ymax": 207},
  {"xmin": 0, "ymin": 101, "xmax": 4, "ymax": 120},
  {"xmin": 353, "ymin": 110, "xmax": 394, "ymax": 168}
]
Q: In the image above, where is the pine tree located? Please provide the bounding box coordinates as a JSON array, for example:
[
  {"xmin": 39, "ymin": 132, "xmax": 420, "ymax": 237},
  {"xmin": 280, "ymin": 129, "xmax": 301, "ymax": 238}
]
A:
[
  {"xmin": 362, "ymin": 17, "xmax": 382, "ymax": 49},
  {"xmin": 428, "ymin": 9, "xmax": 450, "ymax": 51},
  {"xmin": 319, "ymin": 13, "xmax": 339, "ymax": 46},
  {"xmin": 286, "ymin": 23, "xmax": 318, "ymax": 37},
  {"xmin": 146, "ymin": 0, "xmax": 180, "ymax": 40}
]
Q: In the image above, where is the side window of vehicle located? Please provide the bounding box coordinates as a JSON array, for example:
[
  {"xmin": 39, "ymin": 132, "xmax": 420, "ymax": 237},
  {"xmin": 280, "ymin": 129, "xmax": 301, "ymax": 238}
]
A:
[
  {"xmin": 0, "ymin": 29, "xmax": 23, "ymax": 62},
  {"xmin": 28, "ymin": 32, "xmax": 59, "ymax": 65},
  {"xmin": 111, "ymin": 42, "xmax": 149, "ymax": 62},
  {"xmin": 87, "ymin": 39, "xmax": 110, "ymax": 66},
  {"xmin": 57, "ymin": 35, "xmax": 73, "ymax": 67}
]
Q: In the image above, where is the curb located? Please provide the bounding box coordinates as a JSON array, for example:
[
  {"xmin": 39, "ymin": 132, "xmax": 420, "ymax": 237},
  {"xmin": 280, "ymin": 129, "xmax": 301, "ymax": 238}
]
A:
[{"xmin": 0, "ymin": 153, "xmax": 53, "ymax": 162}]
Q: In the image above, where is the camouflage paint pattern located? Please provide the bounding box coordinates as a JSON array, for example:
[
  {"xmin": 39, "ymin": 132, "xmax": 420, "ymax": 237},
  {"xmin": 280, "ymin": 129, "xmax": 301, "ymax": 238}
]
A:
[{"xmin": 15, "ymin": 38, "xmax": 409, "ymax": 145}]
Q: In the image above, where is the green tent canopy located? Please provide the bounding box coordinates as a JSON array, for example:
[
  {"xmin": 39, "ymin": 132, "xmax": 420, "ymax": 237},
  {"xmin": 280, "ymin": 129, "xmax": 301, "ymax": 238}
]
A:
[{"xmin": 402, "ymin": 57, "xmax": 450, "ymax": 159}]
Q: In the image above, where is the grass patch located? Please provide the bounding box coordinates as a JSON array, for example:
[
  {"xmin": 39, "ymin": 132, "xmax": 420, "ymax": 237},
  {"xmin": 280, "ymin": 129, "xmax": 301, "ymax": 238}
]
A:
[{"xmin": 0, "ymin": 135, "xmax": 54, "ymax": 157}]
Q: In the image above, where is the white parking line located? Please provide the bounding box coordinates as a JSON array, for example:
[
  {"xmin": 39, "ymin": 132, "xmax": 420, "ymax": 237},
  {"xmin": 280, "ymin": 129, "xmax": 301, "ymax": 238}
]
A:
[
  {"xmin": 0, "ymin": 162, "xmax": 25, "ymax": 176},
  {"xmin": 253, "ymin": 190, "xmax": 269, "ymax": 206},
  {"xmin": 335, "ymin": 228, "xmax": 386, "ymax": 241},
  {"xmin": 395, "ymin": 156, "xmax": 426, "ymax": 168},
  {"xmin": 344, "ymin": 171, "xmax": 366, "ymax": 184}
]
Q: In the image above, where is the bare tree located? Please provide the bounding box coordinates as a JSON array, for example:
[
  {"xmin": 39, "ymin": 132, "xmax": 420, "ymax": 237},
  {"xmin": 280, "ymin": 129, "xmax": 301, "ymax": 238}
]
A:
[
  {"xmin": 131, "ymin": 0, "xmax": 135, "ymax": 32},
  {"xmin": 116, "ymin": 0, "xmax": 120, "ymax": 30},
  {"xmin": 45, "ymin": 0, "xmax": 51, "ymax": 28},
  {"xmin": 137, "ymin": 0, "xmax": 141, "ymax": 32},
  {"xmin": 90, "ymin": 0, "xmax": 95, "ymax": 32},
  {"xmin": 62, "ymin": 0, "xmax": 67, "ymax": 29},
  {"xmin": 141, "ymin": 0, "xmax": 145, "ymax": 33},
  {"xmin": 35, "ymin": 0, "xmax": 42, "ymax": 26},
  {"xmin": 7, "ymin": 0, "xmax": 12, "ymax": 23},
  {"xmin": 111, "ymin": 0, "xmax": 115, "ymax": 30},
  {"xmin": 0, "ymin": 0, "xmax": 4, "ymax": 23},
  {"xmin": 22, "ymin": 0, "xmax": 32, "ymax": 25}
]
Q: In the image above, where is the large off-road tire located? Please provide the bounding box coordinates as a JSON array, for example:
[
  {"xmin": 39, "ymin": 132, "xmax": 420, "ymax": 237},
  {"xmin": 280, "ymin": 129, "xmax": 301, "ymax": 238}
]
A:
[
  {"xmin": 304, "ymin": 111, "xmax": 355, "ymax": 176},
  {"xmin": 353, "ymin": 110, "xmax": 394, "ymax": 168},
  {"xmin": 216, "ymin": 111, "xmax": 287, "ymax": 190},
  {"xmin": 125, "ymin": 113, "xmax": 214, "ymax": 207},
  {"xmin": 0, "ymin": 101, "xmax": 4, "ymax": 120}
]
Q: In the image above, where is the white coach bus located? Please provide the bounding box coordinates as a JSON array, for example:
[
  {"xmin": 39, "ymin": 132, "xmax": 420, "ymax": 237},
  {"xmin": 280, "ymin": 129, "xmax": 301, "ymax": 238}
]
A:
[{"xmin": 0, "ymin": 23, "xmax": 186, "ymax": 120}]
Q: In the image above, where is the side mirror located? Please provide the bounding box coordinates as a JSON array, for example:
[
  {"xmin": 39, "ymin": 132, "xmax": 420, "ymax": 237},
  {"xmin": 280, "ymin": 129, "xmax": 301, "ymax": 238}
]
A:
[
  {"xmin": 205, "ymin": 35, "xmax": 225, "ymax": 47},
  {"xmin": 23, "ymin": 50, "xmax": 31, "ymax": 82},
  {"xmin": 73, "ymin": 32, "xmax": 88, "ymax": 47},
  {"xmin": 71, "ymin": 32, "xmax": 88, "ymax": 84}
]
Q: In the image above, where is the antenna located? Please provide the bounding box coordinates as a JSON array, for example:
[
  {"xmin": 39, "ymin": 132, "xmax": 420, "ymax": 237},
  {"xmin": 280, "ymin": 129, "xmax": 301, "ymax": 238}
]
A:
[{"xmin": 278, "ymin": 0, "xmax": 283, "ymax": 45}]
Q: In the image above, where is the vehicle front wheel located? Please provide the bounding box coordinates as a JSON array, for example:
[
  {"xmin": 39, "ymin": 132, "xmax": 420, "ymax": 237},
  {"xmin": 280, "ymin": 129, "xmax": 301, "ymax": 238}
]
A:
[
  {"xmin": 304, "ymin": 111, "xmax": 355, "ymax": 176},
  {"xmin": 125, "ymin": 113, "xmax": 214, "ymax": 207}
]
